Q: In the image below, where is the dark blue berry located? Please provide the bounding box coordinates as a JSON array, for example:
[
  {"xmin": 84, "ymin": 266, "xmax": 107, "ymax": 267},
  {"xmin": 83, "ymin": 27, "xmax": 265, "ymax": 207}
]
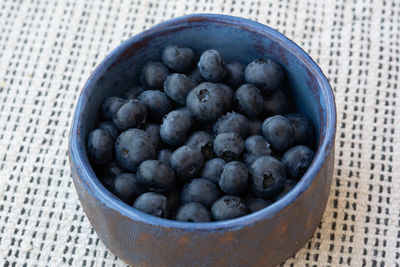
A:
[
  {"xmin": 201, "ymin": 158, "xmax": 226, "ymax": 184},
  {"xmin": 234, "ymin": 84, "xmax": 264, "ymax": 118},
  {"xmin": 244, "ymin": 135, "xmax": 271, "ymax": 156},
  {"xmin": 281, "ymin": 145, "xmax": 315, "ymax": 180},
  {"xmin": 157, "ymin": 149, "xmax": 172, "ymax": 165},
  {"xmin": 211, "ymin": 196, "xmax": 249, "ymax": 221},
  {"xmin": 95, "ymin": 161, "xmax": 123, "ymax": 190},
  {"xmin": 285, "ymin": 113, "xmax": 315, "ymax": 148},
  {"xmin": 136, "ymin": 160, "xmax": 175, "ymax": 192},
  {"xmin": 113, "ymin": 173, "xmax": 144, "ymax": 203},
  {"xmin": 133, "ymin": 192, "xmax": 169, "ymax": 218},
  {"xmin": 98, "ymin": 121, "xmax": 119, "ymax": 140},
  {"xmin": 225, "ymin": 61, "xmax": 245, "ymax": 88},
  {"xmin": 170, "ymin": 146, "xmax": 205, "ymax": 182},
  {"xmin": 216, "ymin": 83, "xmax": 234, "ymax": 111},
  {"xmin": 181, "ymin": 178, "xmax": 220, "ymax": 208},
  {"xmin": 185, "ymin": 131, "xmax": 214, "ymax": 160},
  {"xmin": 243, "ymin": 135, "xmax": 272, "ymax": 166},
  {"xmin": 248, "ymin": 120, "xmax": 263, "ymax": 136},
  {"xmin": 162, "ymin": 45, "xmax": 195, "ymax": 73},
  {"xmin": 219, "ymin": 161, "xmax": 248, "ymax": 195},
  {"xmin": 249, "ymin": 156, "xmax": 286, "ymax": 199},
  {"xmin": 87, "ymin": 128, "xmax": 114, "ymax": 164},
  {"xmin": 114, "ymin": 129, "xmax": 156, "ymax": 171},
  {"xmin": 144, "ymin": 123, "xmax": 161, "ymax": 148},
  {"xmin": 213, "ymin": 112, "xmax": 249, "ymax": 138},
  {"xmin": 275, "ymin": 179, "xmax": 297, "ymax": 200},
  {"xmin": 176, "ymin": 202, "xmax": 212, "ymax": 222},
  {"xmin": 186, "ymin": 82, "xmax": 226, "ymax": 122},
  {"xmin": 141, "ymin": 61, "xmax": 170, "ymax": 90},
  {"xmin": 164, "ymin": 73, "xmax": 197, "ymax": 105},
  {"xmin": 113, "ymin": 100, "xmax": 147, "ymax": 131},
  {"xmin": 123, "ymin": 85, "xmax": 144, "ymax": 100},
  {"xmin": 213, "ymin": 133, "xmax": 244, "ymax": 161},
  {"xmin": 198, "ymin": 49, "xmax": 227, "ymax": 82},
  {"xmin": 245, "ymin": 58, "xmax": 284, "ymax": 95},
  {"xmin": 160, "ymin": 109, "xmax": 192, "ymax": 147},
  {"xmin": 101, "ymin": 97, "xmax": 127, "ymax": 121},
  {"xmin": 139, "ymin": 90, "xmax": 173, "ymax": 123},
  {"xmin": 262, "ymin": 115, "xmax": 295, "ymax": 153},
  {"xmin": 264, "ymin": 89, "xmax": 289, "ymax": 116},
  {"xmin": 245, "ymin": 195, "xmax": 271, "ymax": 212},
  {"xmin": 188, "ymin": 67, "xmax": 206, "ymax": 83}
]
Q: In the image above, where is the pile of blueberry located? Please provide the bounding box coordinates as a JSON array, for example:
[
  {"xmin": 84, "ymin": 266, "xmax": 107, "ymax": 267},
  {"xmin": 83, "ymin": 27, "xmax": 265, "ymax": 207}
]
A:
[{"xmin": 87, "ymin": 45, "xmax": 316, "ymax": 222}]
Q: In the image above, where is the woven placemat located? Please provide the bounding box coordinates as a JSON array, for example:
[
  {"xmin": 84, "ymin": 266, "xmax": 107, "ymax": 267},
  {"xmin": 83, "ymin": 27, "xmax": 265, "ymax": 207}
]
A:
[{"xmin": 0, "ymin": 0, "xmax": 399, "ymax": 266}]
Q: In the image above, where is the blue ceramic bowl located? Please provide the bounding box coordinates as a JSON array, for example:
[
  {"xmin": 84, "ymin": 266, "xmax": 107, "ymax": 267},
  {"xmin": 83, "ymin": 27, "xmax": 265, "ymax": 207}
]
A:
[{"xmin": 69, "ymin": 14, "xmax": 336, "ymax": 266}]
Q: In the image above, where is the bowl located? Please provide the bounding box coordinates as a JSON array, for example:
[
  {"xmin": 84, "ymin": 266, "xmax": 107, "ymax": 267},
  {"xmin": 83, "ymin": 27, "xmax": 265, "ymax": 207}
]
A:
[{"xmin": 69, "ymin": 14, "xmax": 336, "ymax": 266}]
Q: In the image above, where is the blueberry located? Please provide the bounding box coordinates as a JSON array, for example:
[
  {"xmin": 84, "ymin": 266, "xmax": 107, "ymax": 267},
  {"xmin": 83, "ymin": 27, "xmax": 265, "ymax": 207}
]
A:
[
  {"xmin": 176, "ymin": 202, "xmax": 212, "ymax": 222},
  {"xmin": 94, "ymin": 161, "xmax": 123, "ymax": 190},
  {"xmin": 141, "ymin": 61, "xmax": 170, "ymax": 90},
  {"xmin": 139, "ymin": 90, "xmax": 173, "ymax": 122},
  {"xmin": 248, "ymin": 120, "xmax": 263, "ymax": 136},
  {"xmin": 113, "ymin": 100, "xmax": 147, "ymax": 131},
  {"xmin": 243, "ymin": 153, "xmax": 259, "ymax": 166},
  {"xmin": 281, "ymin": 145, "xmax": 315, "ymax": 180},
  {"xmin": 160, "ymin": 109, "xmax": 192, "ymax": 147},
  {"xmin": 114, "ymin": 129, "xmax": 156, "ymax": 171},
  {"xmin": 123, "ymin": 85, "xmax": 144, "ymax": 100},
  {"xmin": 113, "ymin": 173, "xmax": 144, "ymax": 203},
  {"xmin": 243, "ymin": 135, "xmax": 272, "ymax": 166},
  {"xmin": 201, "ymin": 158, "xmax": 226, "ymax": 184},
  {"xmin": 198, "ymin": 49, "xmax": 227, "ymax": 82},
  {"xmin": 137, "ymin": 160, "xmax": 175, "ymax": 192},
  {"xmin": 181, "ymin": 178, "xmax": 220, "ymax": 208},
  {"xmin": 170, "ymin": 146, "xmax": 205, "ymax": 182},
  {"xmin": 225, "ymin": 61, "xmax": 245, "ymax": 88},
  {"xmin": 133, "ymin": 192, "xmax": 169, "ymax": 218},
  {"xmin": 262, "ymin": 115, "xmax": 295, "ymax": 153},
  {"xmin": 216, "ymin": 83, "xmax": 234, "ymax": 111},
  {"xmin": 211, "ymin": 196, "xmax": 249, "ymax": 221},
  {"xmin": 164, "ymin": 73, "xmax": 197, "ymax": 105},
  {"xmin": 185, "ymin": 131, "xmax": 214, "ymax": 160},
  {"xmin": 213, "ymin": 133, "xmax": 244, "ymax": 161},
  {"xmin": 275, "ymin": 179, "xmax": 297, "ymax": 200},
  {"xmin": 244, "ymin": 135, "xmax": 272, "ymax": 156},
  {"xmin": 87, "ymin": 128, "xmax": 114, "ymax": 164},
  {"xmin": 219, "ymin": 161, "xmax": 248, "ymax": 195},
  {"xmin": 186, "ymin": 82, "xmax": 226, "ymax": 122},
  {"xmin": 157, "ymin": 149, "xmax": 172, "ymax": 165},
  {"xmin": 213, "ymin": 112, "xmax": 249, "ymax": 138},
  {"xmin": 234, "ymin": 84, "xmax": 264, "ymax": 118},
  {"xmin": 285, "ymin": 113, "xmax": 315, "ymax": 148},
  {"xmin": 245, "ymin": 58, "xmax": 284, "ymax": 95},
  {"xmin": 98, "ymin": 121, "xmax": 119, "ymax": 140},
  {"xmin": 249, "ymin": 156, "xmax": 286, "ymax": 198},
  {"xmin": 144, "ymin": 123, "xmax": 161, "ymax": 148},
  {"xmin": 245, "ymin": 195, "xmax": 271, "ymax": 212},
  {"xmin": 188, "ymin": 67, "xmax": 206, "ymax": 83},
  {"xmin": 264, "ymin": 89, "xmax": 289, "ymax": 116},
  {"xmin": 101, "ymin": 97, "xmax": 127, "ymax": 121},
  {"xmin": 162, "ymin": 45, "xmax": 195, "ymax": 73}
]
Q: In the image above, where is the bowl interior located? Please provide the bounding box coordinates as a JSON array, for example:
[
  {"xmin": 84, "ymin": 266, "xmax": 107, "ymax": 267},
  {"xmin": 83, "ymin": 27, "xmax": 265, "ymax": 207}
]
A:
[{"xmin": 71, "ymin": 14, "xmax": 335, "ymax": 228}]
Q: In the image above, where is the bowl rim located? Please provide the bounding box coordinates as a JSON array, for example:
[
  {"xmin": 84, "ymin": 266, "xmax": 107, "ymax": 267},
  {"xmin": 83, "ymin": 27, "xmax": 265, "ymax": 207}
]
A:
[{"xmin": 69, "ymin": 13, "xmax": 336, "ymax": 231}]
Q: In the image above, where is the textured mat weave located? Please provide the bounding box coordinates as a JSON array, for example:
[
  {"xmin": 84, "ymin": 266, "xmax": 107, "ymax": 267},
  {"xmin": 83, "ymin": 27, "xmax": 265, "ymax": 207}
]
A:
[{"xmin": 0, "ymin": 0, "xmax": 399, "ymax": 266}]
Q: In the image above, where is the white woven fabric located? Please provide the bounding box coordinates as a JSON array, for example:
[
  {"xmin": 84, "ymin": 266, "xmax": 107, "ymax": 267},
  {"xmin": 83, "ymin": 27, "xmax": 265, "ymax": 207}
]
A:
[{"xmin": 0, "ymin": 0, "xmax": 399, "ymax": 266}]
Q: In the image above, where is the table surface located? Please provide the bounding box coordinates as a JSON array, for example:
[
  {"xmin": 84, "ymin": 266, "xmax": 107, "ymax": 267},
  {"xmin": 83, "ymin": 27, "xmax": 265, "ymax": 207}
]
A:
[{"xmin": 0, "ymin": 0, "xmax": 399, "ymax": 266}]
